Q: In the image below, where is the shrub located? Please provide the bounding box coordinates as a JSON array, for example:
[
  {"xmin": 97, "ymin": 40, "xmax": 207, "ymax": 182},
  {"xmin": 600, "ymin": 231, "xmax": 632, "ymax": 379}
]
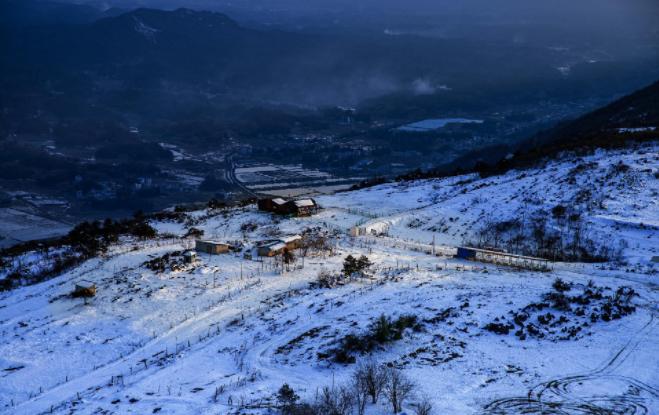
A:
[
  {"xmin": 184, "ymin": 227, "xmax": 204, "ymax": 238},
  {"xmin": 412, "ymin": 397, "xmax": 433, "ymax": 415},
  {"xmin": 552, "ymin": 278, "xmax": 572, "ymax": 292},
  {"xmin": 484, "ymin": 322, "xmax": 514, "ymax": 335},
  {"xmin": 330, "ymin": 314, "xmax": 422, "ymax": 363},
  {"xmin": 485, "ymin": 282, "xmax": 638, "ymax": 341},
  {"xmin": 551, "ymin": 204, "xmax": 566, "ymax": 218},
  {"xmin": 312, "ymin": 269, "xmax": 344, "ymax": 289},
  {"xmin": 277, "ymin": 384, "xmax": 300, "ymax": 414},
  {"xmin": 342, "ymin": 255, "xmax": 372, "ymax": 278}
]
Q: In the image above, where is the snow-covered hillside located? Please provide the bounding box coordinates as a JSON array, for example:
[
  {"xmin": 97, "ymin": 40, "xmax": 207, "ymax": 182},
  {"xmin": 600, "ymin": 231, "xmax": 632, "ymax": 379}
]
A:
[{"xmin": 0, "ymin": 144, "xmax": 657, "ymax": 415}]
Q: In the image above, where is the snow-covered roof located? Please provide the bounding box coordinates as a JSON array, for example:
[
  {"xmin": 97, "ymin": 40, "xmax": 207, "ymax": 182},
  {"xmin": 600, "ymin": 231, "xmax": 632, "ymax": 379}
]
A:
[
  {"xmin": 363, "ymin": 221, "xmax": 391, "ymax": 234},
  {"xmin": 267, "ymin": 242, "xmax": 286, "ymax": 251},
  {"xmin": 76, "ymin": 280, "xmax": 95, "ymax": 288},
  {"xmin": 280, "ymin": 235, "xmax": 302, "ymax": 243},
  {"xmin": 294, "ymin": 199, "xmax": 316, "ymax": 208},
  {"xmin": 272, "ymin": 198, "xmax": 287, "ymax": 205},
  {"xmin": 198, "ymin": 240, "xmax": 230, "ymax": 246}
]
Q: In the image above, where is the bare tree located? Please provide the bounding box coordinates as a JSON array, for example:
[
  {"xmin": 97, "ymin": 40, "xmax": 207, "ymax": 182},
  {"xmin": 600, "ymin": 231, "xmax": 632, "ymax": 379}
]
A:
[
  {"xmin": 351, "ymin": 372, "xmax": 369, "ymax": 415},
  {"xmin": 353, "ymin": 359, "xmax": 388, "ymax": 404},
  {"xmin": 317, "ymin": 385, "xmax": 353, "ymax": 415},
  {"xmin": 412, "ymin": 396, "xmax": 433, "ymax": 415},
  {"xmin": 283, "ymin": 248, "xmax": 295, "ymax": 271},
  {"xmin": 384, "ymin": 367, "xmax": 415, "ymax": 413},
  {"xmin": 300, "ymin": 228, "xmax": 334, "ymax": 258}
]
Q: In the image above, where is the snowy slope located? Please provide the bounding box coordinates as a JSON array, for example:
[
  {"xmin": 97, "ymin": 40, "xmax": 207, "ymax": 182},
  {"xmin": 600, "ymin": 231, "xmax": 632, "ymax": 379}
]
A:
[{"xmin": 0, "ymin": 144, "xmax": 657, "ymax": 415}]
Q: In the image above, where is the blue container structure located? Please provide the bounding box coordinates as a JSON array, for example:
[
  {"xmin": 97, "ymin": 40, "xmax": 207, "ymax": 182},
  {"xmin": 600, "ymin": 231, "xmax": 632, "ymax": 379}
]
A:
[{"xmin": 456, "ymin": 247, "xmax": 476, "ymax": 259}]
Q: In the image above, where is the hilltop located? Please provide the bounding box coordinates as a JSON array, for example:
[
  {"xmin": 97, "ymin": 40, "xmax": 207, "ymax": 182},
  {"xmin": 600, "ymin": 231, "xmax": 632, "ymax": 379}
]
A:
[{"xmin": 0, "ymin": 142, "xmax": 657, "ymax": 414}]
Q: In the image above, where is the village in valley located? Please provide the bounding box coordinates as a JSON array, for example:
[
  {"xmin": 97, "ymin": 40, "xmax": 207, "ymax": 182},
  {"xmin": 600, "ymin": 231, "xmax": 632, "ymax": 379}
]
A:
[{"xmin": 0, "ymin": 143, "xmax": 657, "ymax": 415}]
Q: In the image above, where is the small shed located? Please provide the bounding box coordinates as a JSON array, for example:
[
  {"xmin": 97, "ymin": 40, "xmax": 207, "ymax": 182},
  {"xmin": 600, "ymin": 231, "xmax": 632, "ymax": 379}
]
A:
[
  {"xmin": 183, "ymin": 250, "xmax": 197, "ymax": 263},
  {"xmin": 195, "ymin": 240, "xmax": 231, "ymax": 255},
  {"xmin": 280, "ymin": 235, "xmax": 302, "ymax": 250},
  {"xmin": 349, "ymin": 226, "xmax": 366, "ymax": 237},
  {"xmin": 350, "ymin": 221, "xmax": 389, "ymax": 237},
  {"xmin": 456, "ymin": 247, "xmax": 477, "ymax": 259}
]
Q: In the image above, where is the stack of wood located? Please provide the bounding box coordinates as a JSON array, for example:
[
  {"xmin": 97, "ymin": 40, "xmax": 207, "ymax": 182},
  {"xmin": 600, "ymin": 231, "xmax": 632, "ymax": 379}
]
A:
[{"xmin": 72, "ymin": 281, "xmax": 96, "ymax": 298}]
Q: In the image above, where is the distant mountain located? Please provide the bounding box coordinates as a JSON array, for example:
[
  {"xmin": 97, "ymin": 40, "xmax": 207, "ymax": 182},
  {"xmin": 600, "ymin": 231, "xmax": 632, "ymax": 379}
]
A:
[
  {"xmin": 0, "ymin": 0, "xmax": 105, "ymax": 26},
  {"xmin": 515, "ymin": 79, "xmax": 659, "ymax": 160},
  {"xmin": 2, "ymin": 4, "xmax": 658, "ymax": 162},
  {"xmin": 470, "ymin": 79, "xmax": 659, "ymax": 175},
  {"xmin": 539, "ymin": 80, "xmax": 659, "ymax": 141},
  {"xmin": 4, "ymin": 5, "xmax": 656, "ymax": 113}
]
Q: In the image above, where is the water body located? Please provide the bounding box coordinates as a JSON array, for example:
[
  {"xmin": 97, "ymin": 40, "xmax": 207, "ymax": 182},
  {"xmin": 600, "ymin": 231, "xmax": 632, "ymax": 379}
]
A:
[{"xmin": 397, "ymin": 118, "xmax": 484, "ymax": 132}]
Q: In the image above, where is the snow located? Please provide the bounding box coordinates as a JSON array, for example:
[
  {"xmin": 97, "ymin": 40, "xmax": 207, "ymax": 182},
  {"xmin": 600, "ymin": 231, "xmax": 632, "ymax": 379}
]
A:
[
  {"xmin": 267, "ymin": 242, "xmax": 286, "ymax": 251},
  {"xmin": 132, "ymin": 16, "xmax": 159, "ymax": 42},
  {"xmin": 618, "ymin": 127, "xmax": 656, "ymax": 133},
  {"xmin": 293, "ymin": 199, "xmax": 316, "ymax": 208},
  {"xmin": 0, "ymin": 208, "xmax": 71, "ymax": 248},
  {"xmin": 280, "ymin": 235, "xmax": 302, "ymax": 244},
  {"xmin": 0, "ymin": 144, "xmax": 657, "ymax": 414}
]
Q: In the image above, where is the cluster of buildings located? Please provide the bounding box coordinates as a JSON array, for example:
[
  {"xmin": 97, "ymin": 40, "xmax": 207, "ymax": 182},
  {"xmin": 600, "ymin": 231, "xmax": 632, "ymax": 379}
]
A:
[
  {"xmin": 193, "ymin": 235, "xmax": 303, "ymax": 260},
  {"xmin": 180, "ymin": 197, "xmax": 319, "ymax": 264},
  {"xmin": 257, "ymin": 197, "xmax": 319, "ymax": 217}
]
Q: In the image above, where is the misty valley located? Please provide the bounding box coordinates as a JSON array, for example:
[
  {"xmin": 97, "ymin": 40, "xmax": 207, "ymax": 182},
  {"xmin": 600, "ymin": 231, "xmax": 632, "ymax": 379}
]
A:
[{"xmin": 2, "ymin": 1, "xmax": 659, "ymax": 246}]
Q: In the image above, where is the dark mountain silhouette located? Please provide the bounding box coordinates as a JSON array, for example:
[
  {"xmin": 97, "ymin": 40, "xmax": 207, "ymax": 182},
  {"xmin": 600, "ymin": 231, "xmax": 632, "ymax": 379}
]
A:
[
  {"xmin": 514, "ymin": 79, "xmax": 659, "ymax": 160},
  {"xmin": 4, "ymin": 4, "xmax": 656, "ymax": 113},
  {"xmin": 397, "ymin": 79, "xmax": 659, "ymax": 181}
]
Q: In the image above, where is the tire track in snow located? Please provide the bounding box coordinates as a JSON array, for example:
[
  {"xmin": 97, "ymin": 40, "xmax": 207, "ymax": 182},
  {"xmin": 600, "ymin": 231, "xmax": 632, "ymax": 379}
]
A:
[{"xmin": 483, "ymin": 302, "xmax": 658, "ymax": 415}]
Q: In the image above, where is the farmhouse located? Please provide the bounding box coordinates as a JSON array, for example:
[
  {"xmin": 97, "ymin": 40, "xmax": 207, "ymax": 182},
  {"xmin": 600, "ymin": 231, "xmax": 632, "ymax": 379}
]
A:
[
  {"xmin": 257, "ymin": 198, "xmax": 288, "ymax": 214},
  {"xmin": 195, "ymin": 240, "xmax": 232, "ymax": 255},
  {"xmin": 280, "ymin": 235, "xmax": 302, "ymax": 250},
  {"xmin": 287, "ymin": 199, "xmax": 318, "ymax": 216},
  {"xmin": 257, "ymin": 197, "xmax": 319, "ymax": 216},
  {"xmin": 254, "ymin": 235, "xmax": 302, "ymax": 257},
  {"xmin": 256, "ymin": 241, "xmax": 287, "ymax": 257}
]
